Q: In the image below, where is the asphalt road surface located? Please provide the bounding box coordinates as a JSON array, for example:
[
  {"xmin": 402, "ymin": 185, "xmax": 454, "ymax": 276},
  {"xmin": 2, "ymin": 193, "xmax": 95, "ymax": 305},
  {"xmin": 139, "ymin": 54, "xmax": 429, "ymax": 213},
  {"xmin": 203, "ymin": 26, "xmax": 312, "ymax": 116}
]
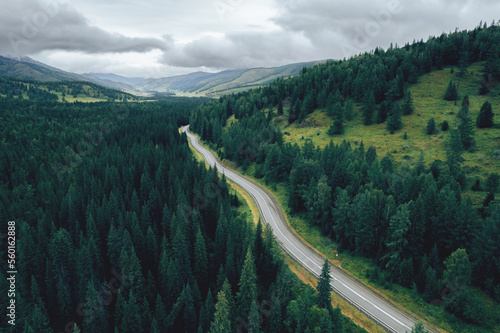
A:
[{"xmin": 182, "ymin": 125, "xmax": 423, "ymax": 333}]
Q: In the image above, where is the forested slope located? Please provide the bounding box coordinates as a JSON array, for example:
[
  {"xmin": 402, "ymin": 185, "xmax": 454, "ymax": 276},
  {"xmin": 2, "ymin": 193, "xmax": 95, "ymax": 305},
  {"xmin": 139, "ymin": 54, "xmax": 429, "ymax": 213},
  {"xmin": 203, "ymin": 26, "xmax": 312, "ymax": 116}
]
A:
[
  {"xmin": 190, "ymin": 23, "xmax": 500, "ymax": 331},
  {"xmin": 0, "ymin": 95, "xmax": 366, "ymax": 332}
]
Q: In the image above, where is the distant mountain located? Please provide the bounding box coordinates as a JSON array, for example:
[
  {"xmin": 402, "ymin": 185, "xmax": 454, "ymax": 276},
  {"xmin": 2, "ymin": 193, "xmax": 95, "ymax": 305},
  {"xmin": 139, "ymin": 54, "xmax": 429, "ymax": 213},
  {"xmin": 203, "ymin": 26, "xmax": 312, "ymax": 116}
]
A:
[
  {"xmin": 1, "ymin": 55, "xmax": 322, "ymax": 98},
  {"xmin": 85, "ymin": 73, "xmax": 146, "ymax": 87},
  {"xmin": 0, "ymin": 56, "xmax": 138, "ymax": 92},
  {"xmin": 0, "ymin": 56, "xmax": 83, "ymax": 82},
  {"xmin": 132, "ymin": 61, "xmax": 321, "ymax": 97}
]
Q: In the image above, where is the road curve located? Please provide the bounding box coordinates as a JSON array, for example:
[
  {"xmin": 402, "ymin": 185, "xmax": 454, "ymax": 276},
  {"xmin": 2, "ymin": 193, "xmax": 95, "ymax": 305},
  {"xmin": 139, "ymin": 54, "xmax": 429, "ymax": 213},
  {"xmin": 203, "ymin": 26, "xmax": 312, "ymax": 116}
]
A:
[{"xmin": 182, "ymin": 125, "xmax": 421, "ymax": 333}]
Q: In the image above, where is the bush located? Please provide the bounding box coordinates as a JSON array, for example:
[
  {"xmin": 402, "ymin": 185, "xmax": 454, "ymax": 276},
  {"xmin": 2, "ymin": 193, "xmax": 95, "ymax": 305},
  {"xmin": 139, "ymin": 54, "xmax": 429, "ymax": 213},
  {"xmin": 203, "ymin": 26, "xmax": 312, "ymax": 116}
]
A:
[
  {"xmin": 426, "ymin": 118, "xmax": 436, "ymax": 134},
  {"xmin": 471, "ymin": 178, "xmax": 482, "ymax": 191},
  {"xmin": 445, "ymin": 290, "xmax": 486, "ymax": 325},
  {"xmin": 441, "ymin": 120, "xmax": 449, "ymax": 131}
]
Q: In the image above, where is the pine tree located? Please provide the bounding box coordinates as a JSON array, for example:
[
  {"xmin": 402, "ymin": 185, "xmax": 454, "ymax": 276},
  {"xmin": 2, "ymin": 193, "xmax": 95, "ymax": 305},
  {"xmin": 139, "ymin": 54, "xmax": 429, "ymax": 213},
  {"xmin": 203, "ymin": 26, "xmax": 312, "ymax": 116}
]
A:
[
  {"xmin": 344, "ymin": 97, "xmax": 355, "ymax": 121},
  {"xmin": 477, "ymin": 101, "xmax": 494, "ymax": 128},
  {"xmin": 387, "ymin": 102, "xmax": 403, "ymax": 133},
  {"xmin": 319, "ymin": 309, "xmax": 333, "ymax": 333},
  {"xmin": 247, "ymin": 300, "xmax": 261, "ymax": 333},
  {"xmin": 330, "ymin": 305, "xmax": 343, "ymax": 333},
  {"xmin": 120, "ymin": 290, "xmax": 143, "ymax": 333},
  {"xmin": 383, "ymin": 203, "xmax": 411, "ymax": 280},
  {"xmin": 269, "ymin": 295, "xmax": 283, "ymax": 333},
  {"xmin": 237, "ymin": 247, "xmax": 258, "ymax": 320},
  {"xmin": 457, "ymin": 97, "xmax": 475, "ymax": 150},
  {"xmin": 289, "ymin": 99, "xmax": 301, "ymax": 124},
  {"xmin": 328, "ymin": 102, "xmax": 344, "ymax": 135},
  {"xmin": 362, "ymin": 90, "xmax": 376, "ymax": 125},
  {"xmin": 426, "ymin": 118, "xmax": 436, "ymax": 135},
  {"xmin": 403, "ymin": 90, "xmax": 414, "ymax": 115},
  {"xmin": 444, "ymin": 80, "xmax": 458, "ymax": 101},
  {"xmin": 184, "ymin": 284, "xmax": 197, "ymax": 333},
  {"xmin": 317, "ymin": 257, "xmax": 333, "ymax": 312},
  {"xmin": 446, "ymin": 129, "xmax": 465, "ymax": 185},
  {"xmin": 193, "ymin": 226, "xmax": 209, "ymax": 289},
  {"xmin": 423, "ymin": 267, "xmax": 439, "ymax": 302},
  {"xmin": 210, "ymin": 289, "xmax": 232, "ymax": 333},
  {"xmin": 277, "ymin": 100, "xmax": 284, "ymax": 116}
]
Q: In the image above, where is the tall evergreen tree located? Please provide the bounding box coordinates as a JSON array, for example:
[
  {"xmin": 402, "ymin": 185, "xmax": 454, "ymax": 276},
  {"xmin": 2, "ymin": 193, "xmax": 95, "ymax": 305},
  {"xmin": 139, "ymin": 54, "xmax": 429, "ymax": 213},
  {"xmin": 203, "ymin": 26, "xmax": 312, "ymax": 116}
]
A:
[
  {"xmin": 362, "ymin": 90, "xmax": 376, "ymax": 125},
  {"xmin": 383, "ymin": 203, "xmax": 411, "ymax": 280},
  {"xmin": 237, "ymin": 247, "xmax": 258, "ymax": 320},
  {"xmin": 446, "ymin": 129, "xmax": 465, "ymax": 185},
  {"xmin": 328, "ymin": 102, "xmax": 344, "ymax": 135},
  {"xmin": 210, "ymin": 289, "xmax": 232, "ymax": 333},
  {"xmin": 402, "ymin": 90, "xmax": 414, "ymax": 115},
  {"xmin": 317, "ymin": 257, "xmax": 333, "ymax": 312},
  {"xmin": 387, "ymin": 102, "xmax": 403, "ymax": 133},
  {"xmin": 193, "ymin": 226, "xmax": 209, "ymax": 289},
  {"xmin": 457, "ymin": 97, "xmax": 475, "ymax": 150}
]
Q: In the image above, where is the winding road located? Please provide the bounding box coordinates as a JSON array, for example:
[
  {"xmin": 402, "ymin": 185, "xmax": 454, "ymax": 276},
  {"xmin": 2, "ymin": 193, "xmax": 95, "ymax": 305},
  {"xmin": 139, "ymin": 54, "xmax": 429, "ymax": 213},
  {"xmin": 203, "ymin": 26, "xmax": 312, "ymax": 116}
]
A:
[{"xmin": 182, "ymin": 125, "xmax": 424, "ymax": 333}]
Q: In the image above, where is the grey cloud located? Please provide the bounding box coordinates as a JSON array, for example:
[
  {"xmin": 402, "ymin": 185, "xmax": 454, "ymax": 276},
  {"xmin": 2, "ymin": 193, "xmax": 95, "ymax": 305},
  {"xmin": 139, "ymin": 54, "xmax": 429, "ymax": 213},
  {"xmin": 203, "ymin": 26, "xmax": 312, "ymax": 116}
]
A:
[
  {"xmin": 161, "ymin": 31, "xmax": 312, "ymax": 69},
  {"xmin": 0, "ymin": 0, "xmax": 168, "ymax": 58},
  {"xmin": 272, "ymin": 0, "xmax": 500, "ymax": 58}
]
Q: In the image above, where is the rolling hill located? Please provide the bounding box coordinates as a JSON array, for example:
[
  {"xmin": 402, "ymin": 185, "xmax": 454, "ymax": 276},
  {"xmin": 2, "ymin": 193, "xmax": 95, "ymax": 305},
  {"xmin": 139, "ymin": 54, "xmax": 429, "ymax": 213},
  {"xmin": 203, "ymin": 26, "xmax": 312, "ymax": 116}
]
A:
[
  {"xmin": 89, "ymin": 61, "xmax": 322, "ymax": 97},
  {"xmin": 1, "ymin": 55, "xmax": 321, "ymax": 98}
]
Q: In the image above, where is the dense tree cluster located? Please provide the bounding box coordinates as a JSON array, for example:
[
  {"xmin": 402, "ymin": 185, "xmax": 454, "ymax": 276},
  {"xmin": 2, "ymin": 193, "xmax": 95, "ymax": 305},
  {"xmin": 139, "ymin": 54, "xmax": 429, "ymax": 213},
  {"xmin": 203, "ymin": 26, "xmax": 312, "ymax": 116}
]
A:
[
  {"xmin": 0, "ymin": 76, "xmax": 136, "ymax": 102},
  {"xmin": 190, "ymin": 24, "xmax": 500, "ymax": 327},
  {"xmin": 0, "ymin": 95, "xmax": 364, "ymax": 333}
]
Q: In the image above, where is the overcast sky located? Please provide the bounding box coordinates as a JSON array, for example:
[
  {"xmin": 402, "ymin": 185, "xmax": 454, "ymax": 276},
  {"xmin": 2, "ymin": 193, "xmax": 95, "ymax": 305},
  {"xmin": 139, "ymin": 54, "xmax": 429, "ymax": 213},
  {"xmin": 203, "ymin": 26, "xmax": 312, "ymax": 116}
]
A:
[{"xmin": 1, "ymin": 0, "xmax": 499, "ymax": 78}]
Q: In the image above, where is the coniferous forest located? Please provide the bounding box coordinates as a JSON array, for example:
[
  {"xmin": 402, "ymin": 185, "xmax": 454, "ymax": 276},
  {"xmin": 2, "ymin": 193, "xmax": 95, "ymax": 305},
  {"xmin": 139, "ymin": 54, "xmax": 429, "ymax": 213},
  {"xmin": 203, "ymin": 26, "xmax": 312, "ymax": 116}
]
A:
[
  {"xmin": 0, "ymin": 22, "xmax": 499, "ymax": 333},
  {"xmin": 189, "ymin": 24, "xmax": 500, "ymax": 328},
  {"xmin": 0, "ymin": 94, "xmax": 364, "ymax": 332}
]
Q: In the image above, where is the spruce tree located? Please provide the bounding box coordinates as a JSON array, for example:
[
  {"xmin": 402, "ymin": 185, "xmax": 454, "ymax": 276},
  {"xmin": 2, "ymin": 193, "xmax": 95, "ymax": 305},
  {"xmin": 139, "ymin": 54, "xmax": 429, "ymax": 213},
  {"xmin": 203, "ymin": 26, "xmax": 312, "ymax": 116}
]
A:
[
  {"xmin": 444, "ymin": 80, "xmax": 458, "ymax": 101},
  {"xmin": 446, "ymin": 129, "xmax": 465, "ymax": 185},
  {"xmin": 362, "ymin": 90, "xmax": 376, "ymax": 125},
  {"xmin": 383, "ymin": 203, "xmax": 411, "ymax": 280},
  {"xmin": 319, "ymin": 310, "xmax": 333, "ymax": 333},
  {"xmin": 477, "ymin": 101, "xmax": 494, "ymax": 128},
  {"xmin": 210, "ymin": 289, "xmax": 232, "ymax": 333},
  {"xmin": 237, "ymin": 247, "xmax": 258, "ymax": 320},
  {"xmin": 457, "ymin": 97, "xmax": 475, "ymax": 150},
  {"xmin": 317, "ymin": 257, "xmax": 333, "ymax": 312},
  {"xmin": 387, "ymin": 102, "xmax": 403, "ymax": 133},
  {"xmin": 193, "ymin": 226, "xmax": 208, "ymax": 289},
  {"xmin": 426, "ymin": 118, "xmax": 436, "ymax": 135},
  {"xmin": 328, "ymin": 102, "xmax": 344, "ymax": 135},
  {"xmin": 403, "ymin": 90, "xmax": 414, "ymax": 115},
  {"xmin": 277, "ymin": 100, "xmax": 283, "ymax": 116},
  {"xmin": 247, "ymin": 300, "xmax": 261, "ymax": 333}
]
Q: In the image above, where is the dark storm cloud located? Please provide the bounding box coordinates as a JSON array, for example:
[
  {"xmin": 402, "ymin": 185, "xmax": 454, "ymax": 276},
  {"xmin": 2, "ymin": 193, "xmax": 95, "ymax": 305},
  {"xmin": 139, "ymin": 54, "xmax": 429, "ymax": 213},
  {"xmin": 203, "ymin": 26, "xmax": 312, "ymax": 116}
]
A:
[{"xmin": 0, "ymin": 0, "xmax": 167, "ymax": 58}]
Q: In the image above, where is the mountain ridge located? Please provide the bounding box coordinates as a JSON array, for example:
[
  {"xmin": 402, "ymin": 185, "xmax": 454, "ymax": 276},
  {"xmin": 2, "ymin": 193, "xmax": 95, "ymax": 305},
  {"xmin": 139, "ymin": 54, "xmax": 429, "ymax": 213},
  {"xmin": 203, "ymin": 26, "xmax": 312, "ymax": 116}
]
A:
[{"xmin": 0, "ymin": 55, "xmax": 322, "ymax": 97}]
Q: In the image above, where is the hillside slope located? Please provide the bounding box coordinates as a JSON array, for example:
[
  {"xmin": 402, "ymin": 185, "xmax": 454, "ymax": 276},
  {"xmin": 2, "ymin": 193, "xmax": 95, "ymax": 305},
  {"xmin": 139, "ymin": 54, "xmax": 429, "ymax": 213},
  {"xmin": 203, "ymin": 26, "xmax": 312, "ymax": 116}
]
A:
[
  {"xmin": 278, "ymin": 61, "xmax": 500, "ymax": 188},
  {"xmin": 133, "ymin": 61, "xmax": 320, "ymax": 97}
]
